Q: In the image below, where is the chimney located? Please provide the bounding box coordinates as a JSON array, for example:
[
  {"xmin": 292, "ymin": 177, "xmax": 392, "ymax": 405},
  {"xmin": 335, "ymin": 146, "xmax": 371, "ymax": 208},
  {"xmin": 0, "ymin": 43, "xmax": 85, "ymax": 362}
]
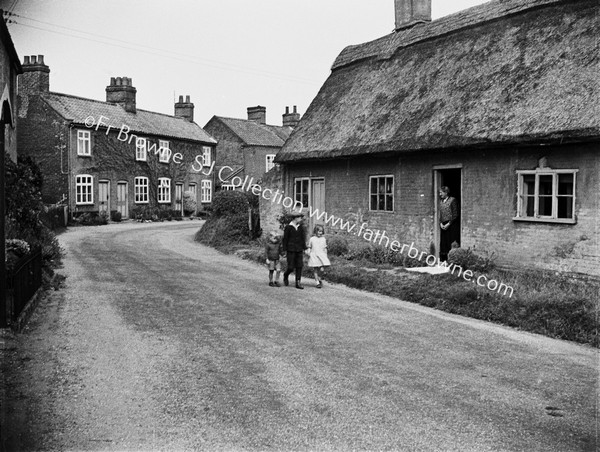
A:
[
  {"xmin": 247, "ymin": 105, "xmax": 266, "ymax": 124},
  {"xmin": 395, "ymin": 0, "xmax": 431, "ymax": 31},
  {"xmin": 19, "ymin": 54, "xmax": 50, "ymax": 94},
  {"xmin": 106, "ymin": 76, "xmax": 137, "ymax": 113},
  {"xmin": 282, "ymin": 105, "xmax": 301, "ymax": 128},
  {"xmin": 174, "ymin": 94, "xmax": 194, "ymax": 122}
]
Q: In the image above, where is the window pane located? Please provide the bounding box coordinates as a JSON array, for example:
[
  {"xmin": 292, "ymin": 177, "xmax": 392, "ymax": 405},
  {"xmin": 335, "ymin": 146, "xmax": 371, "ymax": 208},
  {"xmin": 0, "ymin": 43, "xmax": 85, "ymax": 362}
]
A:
[
  {"xmin": 557, "ymin": 197, "xmax": 573, "ymax": 219},
  {"xmin": 539, "ymin": 196, "xmax": 552, "ymax": 216},
  {"xmin": 371, "ymin": 195, "xmax": 378, "ymax": 211},
  {"xmin": 539, "ymin": 175, "xmax": 553, "ymax": 196},
  {"xmin": 558, "ymin": 173, "xmax": 574, "ymax": 195},
  {"xmin": 523, "ymin": 195, "xmax": 535, "ymax": 217},
  {"xmin": 385, "ymin": 178, "xmax": 393, "ymax": 194},
  {"xmin": 522, "ymin": 175, "xmax": 535, "ymax": 195},
  {"xmin": 385, "ymin": 195, "xmax": 393, "ymax": 211},
  {"xmin": 371, "ymin": 178, "xmax": 377, "ymax": 195}
]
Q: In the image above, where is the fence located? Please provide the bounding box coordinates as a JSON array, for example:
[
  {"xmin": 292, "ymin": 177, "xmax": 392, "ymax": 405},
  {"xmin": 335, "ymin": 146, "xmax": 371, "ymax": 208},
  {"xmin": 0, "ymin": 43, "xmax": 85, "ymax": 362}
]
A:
[{"xmin": 6, "ymin": 247, "xmax": 42, "ymax": 321}]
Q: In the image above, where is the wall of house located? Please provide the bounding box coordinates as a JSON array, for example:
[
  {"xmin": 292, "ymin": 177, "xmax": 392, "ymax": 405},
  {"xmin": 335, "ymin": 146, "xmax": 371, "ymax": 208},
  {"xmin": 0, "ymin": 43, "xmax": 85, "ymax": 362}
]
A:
[
  {"xmin": 204, "ymin": 118, "xmax": 245, "ymax": 183},
  {"xmin": 1, "ymin": 42, "xmax": 19, "ymax": 161},
  {"xmin": 243, "ymin": 145, "xmax": 279, "ymax": 182},
  {"xmin": 69, "ymin": 127, "xmax": 215, "ymax": 217},
  {"xmin": 17, "ymin": 96, "xmax": 69, "ymax": 203},
  {"xmin": 281, "ymin": 143, "xmax": 599, "ymax": 277}
]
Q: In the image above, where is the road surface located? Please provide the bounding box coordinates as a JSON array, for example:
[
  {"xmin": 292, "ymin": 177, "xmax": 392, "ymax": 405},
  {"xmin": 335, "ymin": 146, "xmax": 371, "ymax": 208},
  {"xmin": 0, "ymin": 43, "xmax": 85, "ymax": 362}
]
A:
[{"xmin": 1, "ymin": 221, "xmax": 597, "ymax": 451}]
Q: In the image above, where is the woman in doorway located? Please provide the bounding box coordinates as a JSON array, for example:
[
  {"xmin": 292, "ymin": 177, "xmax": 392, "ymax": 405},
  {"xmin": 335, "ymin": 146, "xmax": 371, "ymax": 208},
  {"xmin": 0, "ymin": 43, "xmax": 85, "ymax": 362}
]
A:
[{"xmin": 439, "ymin": 186, "xmax": 459, "ymax": 262}]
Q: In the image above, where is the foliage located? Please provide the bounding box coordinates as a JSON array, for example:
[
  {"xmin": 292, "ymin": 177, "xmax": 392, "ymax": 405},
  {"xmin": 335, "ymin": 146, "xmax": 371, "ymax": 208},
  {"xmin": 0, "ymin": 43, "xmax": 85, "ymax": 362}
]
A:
[
  {"xmin": 4, "ymin": 153, "xmax": 63, "ymax": 269},
  {"xmin": 448, "ymin": 246, "xmax": 495, "ymax": 272},
  {"xmin": 212, "ymin": 190, "xmax": 250, "ymax": 217},
  {"xmin": 5, "ymin": 239, "xmax": 31, "ymax": 257},
  {"xmin": 71, "ymin": 211, "xmax": 108, "ymax": 226},
  {"xmin": 195, "ymin": 213, "xmax": 251, "ymax": 247}
]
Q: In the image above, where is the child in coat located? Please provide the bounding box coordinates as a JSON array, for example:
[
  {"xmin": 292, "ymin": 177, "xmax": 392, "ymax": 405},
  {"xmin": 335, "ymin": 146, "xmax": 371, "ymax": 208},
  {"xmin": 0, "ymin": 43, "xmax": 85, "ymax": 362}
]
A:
[
  {"xmin": 265, "ymin": 230, "xmax": 283, "ymax": 286},
  {"xmin": 306, "ymin": 224, "xmax": 330, "ymax": 288}
]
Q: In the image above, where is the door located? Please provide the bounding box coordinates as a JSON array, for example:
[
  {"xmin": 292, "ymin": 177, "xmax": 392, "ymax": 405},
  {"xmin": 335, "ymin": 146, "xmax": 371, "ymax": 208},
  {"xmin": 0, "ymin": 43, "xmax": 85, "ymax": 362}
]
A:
[
  {"xmin": 309, "ymin": 178, "xmax": 325, "ymax": 233},
  {"xmin": 434, "ymin": 167, "xmax": 462, "ymax": 258},
  {"xmin": 98, "ymin": 181, "xmax": 110, "ymax": 216},
  {"xmin": 175, "ymin": 183, "xmax": 184, "ymax": 215},
  {"xmin": 188, "ymin": 183, "xmax": 197, "ymax": 214},
  {"xmin": 116, "ymin": 182, "xmax": 128, "ymax": 219}
]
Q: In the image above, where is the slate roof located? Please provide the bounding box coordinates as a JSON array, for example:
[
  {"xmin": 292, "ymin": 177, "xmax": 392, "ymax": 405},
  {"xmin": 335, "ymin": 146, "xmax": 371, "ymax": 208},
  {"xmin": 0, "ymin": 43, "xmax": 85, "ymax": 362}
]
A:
[
  {"xmin": 277, "ymin": 0, "xmax": 600, "ymax": 162},
  {"xmin": 42, "ymin": 92, "xmax": 216, "ymax": 144},
  {"xmin": 212, "ymin": 116, "xmax": 292, "ymax": 147}
]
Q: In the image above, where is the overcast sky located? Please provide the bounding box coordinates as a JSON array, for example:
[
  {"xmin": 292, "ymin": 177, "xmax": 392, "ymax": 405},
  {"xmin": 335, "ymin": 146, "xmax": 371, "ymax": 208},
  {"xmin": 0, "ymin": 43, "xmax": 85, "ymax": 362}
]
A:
[{"xmin": 3, "ymin": 0, "xmax": 490, "ymax": 127}]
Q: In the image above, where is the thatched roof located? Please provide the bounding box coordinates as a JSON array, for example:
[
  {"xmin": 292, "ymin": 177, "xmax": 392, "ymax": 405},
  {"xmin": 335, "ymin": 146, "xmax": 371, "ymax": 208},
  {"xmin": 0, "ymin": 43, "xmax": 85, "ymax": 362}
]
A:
[{"xmin": 277, "ymin": 0, "xmax": 599, "ymax": 163}]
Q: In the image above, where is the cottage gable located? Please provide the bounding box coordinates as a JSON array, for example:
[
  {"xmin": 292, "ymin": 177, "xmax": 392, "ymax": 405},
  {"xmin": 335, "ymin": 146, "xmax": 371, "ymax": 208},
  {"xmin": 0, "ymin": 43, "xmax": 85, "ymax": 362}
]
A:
[{"xmin": 277, "ymin": 0, "xmax": 599, "ymax": 162}]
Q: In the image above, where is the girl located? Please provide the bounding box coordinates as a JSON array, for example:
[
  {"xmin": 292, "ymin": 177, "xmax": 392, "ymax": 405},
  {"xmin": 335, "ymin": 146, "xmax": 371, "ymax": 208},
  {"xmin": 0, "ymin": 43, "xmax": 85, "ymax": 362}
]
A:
[{"xmin": 306, "ymin": 224, "xmax": 330, "ymax": 288}]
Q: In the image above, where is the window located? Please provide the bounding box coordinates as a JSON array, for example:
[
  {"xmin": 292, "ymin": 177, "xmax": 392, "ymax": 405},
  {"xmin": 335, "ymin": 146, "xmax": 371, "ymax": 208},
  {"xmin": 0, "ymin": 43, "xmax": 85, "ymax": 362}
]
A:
[
  {"xmin": 202, "ymin": 146, "xmax": 212, "ymax": 166},
  {"xmin": 294, "ymin": 178, "xmax": 309, "ymax": 208},
  {"xmin": 75, "ymin": 175, "xmax": 94, "ymax": 204},
  {"xmin": 266, "ymin": 154, "xmax": 276, "ymax": 172},
  {"xmin": 201, "ymin": 180, "xmax": 212, "ymax": 203},
  {"xmin": 221, "ymin": 184, "xmax": 235, "ymax": 191},
  {"xmin": 134, "ymin": 177, "xmax": 149, "ymax": 204},
  {"xmin": 188, "ymin": 183, "xmax": 197, "ymax": 200},
  {"xmin": 516, "ymin": 169, "xmax": 577, "ymax": 222},
  {"xmin": 136, "ymin": 137, "xmax": 147, "ymax": 161},
  {"xmin": 77, "ymin": 130, "xmax": 91, "ymax": 156},
  {"xmin": 158, "ymin": 178, "xmax": 171, "ymax": 203},
  {"xmin": 159, "ymin": 140, "xmax": 171, "ymax": 163},
  {"xmin": 370, "ymin": 175, "xmax": 394, "ymax": 211}
]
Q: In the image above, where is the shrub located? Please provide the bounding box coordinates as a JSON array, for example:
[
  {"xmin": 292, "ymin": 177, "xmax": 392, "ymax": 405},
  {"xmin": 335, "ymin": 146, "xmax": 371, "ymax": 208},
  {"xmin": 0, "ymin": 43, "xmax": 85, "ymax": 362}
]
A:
[
  {"xmin": 5, "ymin": 239, "xmax": 31, "ymax": 257},
  {"xmin": 111, "ymin": 210, "xmax": 122, "ymax": 222},
  {"xmin": 196, "ymin": 213, "xmax": 251, "ymax": 247},
  {"xmin": 212, "ymin": 190, "xmax": 249, "ymax": 217},
  {"xmin": 183, "ymin": 191, "xmax": 197, "ymax": 216},
  {"xmin": 327, "ymin": 235, "xmax": 349, "ymax": 256}
]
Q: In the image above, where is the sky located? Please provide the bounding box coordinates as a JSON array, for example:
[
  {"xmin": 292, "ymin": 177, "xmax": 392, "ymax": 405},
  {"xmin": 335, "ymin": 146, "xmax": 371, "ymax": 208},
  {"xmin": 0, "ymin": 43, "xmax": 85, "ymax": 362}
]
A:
[{"xmin": 3, "ymin": 0, "xmax": 490, "ymax": 127}]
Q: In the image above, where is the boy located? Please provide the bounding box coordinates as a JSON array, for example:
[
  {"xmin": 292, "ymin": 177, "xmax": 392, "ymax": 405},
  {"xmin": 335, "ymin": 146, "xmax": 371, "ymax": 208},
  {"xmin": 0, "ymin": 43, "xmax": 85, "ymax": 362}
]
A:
[
  {"xmin": 265, "ymin": 231, "xmax": 283, "ymax": 287},
  {"xmin": 282, "ymin": 211, "xmax": 307, "ymax": 289}
]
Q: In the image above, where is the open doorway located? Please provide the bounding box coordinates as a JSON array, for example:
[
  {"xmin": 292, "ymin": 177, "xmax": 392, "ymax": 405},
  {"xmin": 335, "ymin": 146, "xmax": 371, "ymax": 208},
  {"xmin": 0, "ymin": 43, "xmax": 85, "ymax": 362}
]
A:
[{"xmin": 434, "ymin": 167, "xmax": 462, "ymax": 258}]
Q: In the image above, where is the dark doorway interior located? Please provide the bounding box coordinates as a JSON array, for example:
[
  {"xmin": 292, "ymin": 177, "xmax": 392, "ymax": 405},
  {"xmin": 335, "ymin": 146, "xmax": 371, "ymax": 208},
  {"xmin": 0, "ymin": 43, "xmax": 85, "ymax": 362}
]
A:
[{"xmin": 439, "ymin": 168, "xmax": 461, "ymax": 247}]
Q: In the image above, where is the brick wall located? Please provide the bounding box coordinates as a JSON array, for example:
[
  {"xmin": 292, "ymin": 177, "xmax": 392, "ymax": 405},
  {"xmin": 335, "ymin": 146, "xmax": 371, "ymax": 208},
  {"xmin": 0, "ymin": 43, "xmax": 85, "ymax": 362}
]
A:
[
  {"xmin": 17, "ymin": 96, "xmax": 69, "ymax": 203},
  {"xmin": 243, "ymin": 145, "xmax": 279, "ymax": 182},
  {"xmin": 281, "ymin": 143, "xmax": 600, "ymax": 277}
]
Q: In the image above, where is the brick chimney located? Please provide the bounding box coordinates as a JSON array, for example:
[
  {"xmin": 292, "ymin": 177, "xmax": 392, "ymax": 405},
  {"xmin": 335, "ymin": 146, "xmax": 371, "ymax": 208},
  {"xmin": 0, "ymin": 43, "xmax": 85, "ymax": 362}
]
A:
[
  {"xmin": 395, "ymin": 0, "xmax": 431, "ymax": 30},
  {"xmin": 247, "ymin": 105, "xmax": 266, "ymax": 124},
  {"xmin": 282, "ymin": 105, "xmax": 301, "ymax": 128},
  {"xmin": 19, "ymin": 55, "xmax": 50, "ymax": 94},
  {"xmin": 106, "ymin": 77, "xmax": 137, "ymax": 113},
  {"xmin": 175, "ymin": 95, "xmax": 194, "ymax": 122}
]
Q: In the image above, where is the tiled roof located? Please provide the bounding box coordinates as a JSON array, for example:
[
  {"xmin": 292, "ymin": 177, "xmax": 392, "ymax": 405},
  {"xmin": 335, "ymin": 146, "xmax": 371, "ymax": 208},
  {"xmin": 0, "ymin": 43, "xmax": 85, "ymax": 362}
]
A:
[
  {"xmin": 214, "ymin": 116, "xmax": 292, "ymax": 147},
  {"xmin": 42, "ymin": 92, "xmax": 216, "ymax": 144}
]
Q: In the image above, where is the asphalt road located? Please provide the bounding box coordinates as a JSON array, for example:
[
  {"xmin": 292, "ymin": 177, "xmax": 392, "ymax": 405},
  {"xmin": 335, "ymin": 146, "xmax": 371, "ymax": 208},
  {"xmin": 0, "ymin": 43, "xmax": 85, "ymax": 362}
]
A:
[{"xmin": 1, "ymin": 221, "xmax": 597, "ymax": 451}]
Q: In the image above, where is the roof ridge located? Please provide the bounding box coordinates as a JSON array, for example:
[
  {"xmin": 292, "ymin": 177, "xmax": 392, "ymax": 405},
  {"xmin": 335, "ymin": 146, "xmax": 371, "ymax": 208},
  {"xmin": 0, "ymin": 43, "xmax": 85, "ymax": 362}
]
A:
[{"xmin": 332, "ymin": 0, "xmax": 566, "ymax": 70}]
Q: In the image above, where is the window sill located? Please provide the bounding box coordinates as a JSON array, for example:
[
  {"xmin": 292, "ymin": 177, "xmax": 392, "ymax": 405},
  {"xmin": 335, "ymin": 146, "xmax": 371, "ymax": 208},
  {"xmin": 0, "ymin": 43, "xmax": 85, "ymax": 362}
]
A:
[
  {"xmin": 77, "ymin": 154, "xmax": 92, "ymax": 157},
  {"xmin": 75, "ymin": 203, "xmax": 94, "ymax": 206},
  {"xmin": 512, "ymin": 216, "xmax": 577, "ymax": 225}
]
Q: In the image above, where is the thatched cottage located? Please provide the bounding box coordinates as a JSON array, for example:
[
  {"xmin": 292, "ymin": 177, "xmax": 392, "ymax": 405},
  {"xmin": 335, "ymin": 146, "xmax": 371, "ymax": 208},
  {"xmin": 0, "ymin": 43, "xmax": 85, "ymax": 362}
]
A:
[{"xmin": 273, "ymin": 0, "xmax": 599, "ymax": 277}]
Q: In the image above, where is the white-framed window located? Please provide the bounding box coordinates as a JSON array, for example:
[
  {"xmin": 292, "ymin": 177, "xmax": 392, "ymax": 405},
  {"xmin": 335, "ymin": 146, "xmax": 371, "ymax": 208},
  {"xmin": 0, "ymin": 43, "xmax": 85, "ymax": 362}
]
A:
[
  {"xmin": 77, "ymin": 130, "xmax": 91, "ymax": 156},
  {"xmin": 136, "ymin": 137, "xmax": 147, "ymax": 161},
  {"xmin": 515, "ymin": 168, "xmax": 577, "ymax": 223},
  {"xmin": 158, "ymin": 178, "xmax": 171, "ymax": 203},
  {"xmin": 134, "ymin": 177, "xmax": 149, "ymax": 204},
  {"xmin": 159, "ymin": 140, "xmax": 171, "ymax": 163},
  {"xmin": 202, "ymin": 146, "xmax": 212, "ymax": 166},
  {"xmin": 221, "ymin": 184, "xmax": 236, "ymax": 191},
  {"xmin": 370, "ymin": 175, "xmax": 394, "ymax": 211},
  {"xmin": 75, "ymin": 174, "xmax": 93, "ymax": 204},
  {"xmin": 201, "ymin": 180, "xmax": 212, "ymax": 203},
  {"xmin": 294, "ymin": 178, "xmax": 309, "ymax": 208},
  {"xmin": 266, "ymin": 154, "xmax": 276, "ymax": 172}
]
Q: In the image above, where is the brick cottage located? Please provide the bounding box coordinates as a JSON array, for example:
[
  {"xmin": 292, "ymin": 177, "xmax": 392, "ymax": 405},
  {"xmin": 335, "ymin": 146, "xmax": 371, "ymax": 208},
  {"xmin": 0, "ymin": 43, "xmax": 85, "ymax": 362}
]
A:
[
  {"xmin": 273, "ymin": 0, "xmax": 600, "ymax": 277},
  {"xmin": 17, "ymin": 57, "xmax": 217, "ymax": 219}
]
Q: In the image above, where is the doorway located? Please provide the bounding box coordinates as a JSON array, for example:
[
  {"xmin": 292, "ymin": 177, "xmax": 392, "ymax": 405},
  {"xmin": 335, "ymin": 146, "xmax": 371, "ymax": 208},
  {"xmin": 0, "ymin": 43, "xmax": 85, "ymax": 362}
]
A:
[
  {"xmin": 434, "ymin": 167, "xmax": 462, "ymax": 258},
  {"xmin": 116, "ymin": 182, "xmax": 128, "ymax": 219},
  {"xmin": 98, "ymin": 181, "xmax": 110, "ymax": 216}
]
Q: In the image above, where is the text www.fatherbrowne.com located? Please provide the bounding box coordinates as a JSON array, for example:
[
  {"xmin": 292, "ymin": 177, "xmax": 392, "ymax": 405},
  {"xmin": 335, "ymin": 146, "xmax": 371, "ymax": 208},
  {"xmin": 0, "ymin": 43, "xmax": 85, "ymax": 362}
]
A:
[{"xmin": 305, "ymin": 205, "xmax": 514, "ymax": 298}]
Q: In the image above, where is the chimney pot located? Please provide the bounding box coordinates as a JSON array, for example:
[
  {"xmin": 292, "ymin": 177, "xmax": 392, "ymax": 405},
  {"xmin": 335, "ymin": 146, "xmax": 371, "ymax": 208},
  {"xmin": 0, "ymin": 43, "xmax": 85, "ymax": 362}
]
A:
[
  {"xmin": 31, "ymin": 55, "xmax": 37, "ymax": 64},
  {"xmin": 293, "ymin": 105, "xmax": 297, "ymax": 113},
  {"xmin": 185, "ymin": 95, "xmax": 190, "ymax": 103},
  {"xmin": 178, "ymin": 95, "xmax": 183, "ymax": 103},
  {"xmin": 24, "ymin": 56, "xmax": 30, "ymax": 64},
  {"xmin": 37, "ymin": 55, "xmax": 44, "ymax": 65},
  {"xmin": 285, "ymin": 106, "xmax": 290, "ymax": 114}
]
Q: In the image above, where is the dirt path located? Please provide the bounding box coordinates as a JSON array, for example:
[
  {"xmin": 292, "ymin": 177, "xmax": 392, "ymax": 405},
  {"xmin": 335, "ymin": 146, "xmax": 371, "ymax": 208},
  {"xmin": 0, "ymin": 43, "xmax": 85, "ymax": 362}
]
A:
[{"xmin": 1, "ymin": 221, "xmax": 597, "ymax": 451}]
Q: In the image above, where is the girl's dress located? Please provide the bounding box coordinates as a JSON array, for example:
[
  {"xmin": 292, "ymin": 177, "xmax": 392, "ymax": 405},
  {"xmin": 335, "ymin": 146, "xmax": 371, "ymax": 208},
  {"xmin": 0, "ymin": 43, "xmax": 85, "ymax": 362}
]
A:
[{"xmin": 307, "ymin": 236, "xmax": 331, "ymax": 267}]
